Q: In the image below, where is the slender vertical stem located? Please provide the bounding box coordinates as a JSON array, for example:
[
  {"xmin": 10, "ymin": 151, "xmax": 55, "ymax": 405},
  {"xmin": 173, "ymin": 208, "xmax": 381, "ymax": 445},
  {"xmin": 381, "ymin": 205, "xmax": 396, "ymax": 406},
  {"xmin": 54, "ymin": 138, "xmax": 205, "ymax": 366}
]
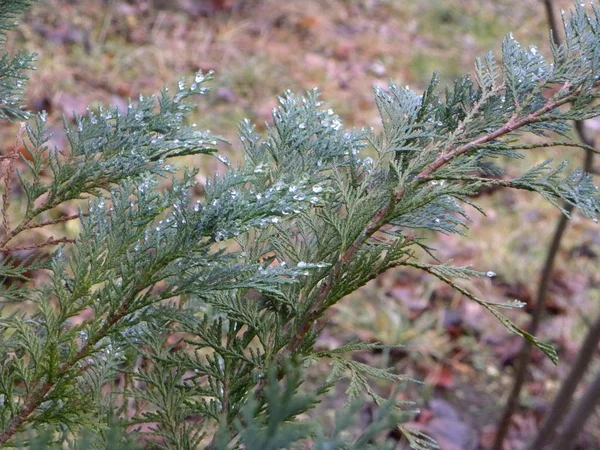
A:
[
  {"xmin": 546, "ymin": 368, "xmax": 600, "ymax": 450},
  {"xmin": 543, "ymin": 0, "xmax": 561, "ymax": 44},
  {"xmin": 526, "ymin": 310, "xmax": 600, "ymax": 449},
  {"xmin": 492, "ymin": 2, "xmax": 596, "ymax": 448}
]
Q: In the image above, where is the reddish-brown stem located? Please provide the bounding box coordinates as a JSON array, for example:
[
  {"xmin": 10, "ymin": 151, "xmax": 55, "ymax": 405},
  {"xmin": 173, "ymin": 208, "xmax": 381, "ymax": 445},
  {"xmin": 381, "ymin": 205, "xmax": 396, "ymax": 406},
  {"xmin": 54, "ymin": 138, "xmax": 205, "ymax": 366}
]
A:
[
  {"xmin": 0, "ymin": 187, "xmax": 68, "ymax": 249},
  {"xmin": 0, "ymin": 237, "xmax": 76, "ymax": 253},
  {"xmin": 20, "ymin": 213, "xmax": 85, "ymax": 232},
  {"xmin": 0, "ymin": 214, "xmax": 42, "ymax": 249},
  {"xmin": 0, "ymin": 203, "xmax": 83, "ymax": 249},
  {"xmin": 0, "ymin": 384, "xmax": 54, "ymax": 446},
  {"xmin": 288, "ymin": 195, "xmax": 397, "ymax": 354},
  {"xmin": 415, "ymin": 84, "xmax": 575, "ymax": 182}
]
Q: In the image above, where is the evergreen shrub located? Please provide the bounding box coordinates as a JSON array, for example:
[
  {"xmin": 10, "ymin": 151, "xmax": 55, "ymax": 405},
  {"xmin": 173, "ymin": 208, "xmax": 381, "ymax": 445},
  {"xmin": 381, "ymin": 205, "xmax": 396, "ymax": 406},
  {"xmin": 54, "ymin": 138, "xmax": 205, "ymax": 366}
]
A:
[{"xmin": 0, "ymin": 1, "xmax": 599, "ymax": 448}]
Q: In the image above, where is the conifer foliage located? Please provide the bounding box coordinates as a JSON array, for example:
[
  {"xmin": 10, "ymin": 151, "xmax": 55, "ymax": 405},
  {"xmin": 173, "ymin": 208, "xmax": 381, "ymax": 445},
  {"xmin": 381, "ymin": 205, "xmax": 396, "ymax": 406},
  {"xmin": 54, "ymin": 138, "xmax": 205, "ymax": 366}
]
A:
[{"xmin": 0, "ymin": 1, "xmax": 599, "ymax": 448}]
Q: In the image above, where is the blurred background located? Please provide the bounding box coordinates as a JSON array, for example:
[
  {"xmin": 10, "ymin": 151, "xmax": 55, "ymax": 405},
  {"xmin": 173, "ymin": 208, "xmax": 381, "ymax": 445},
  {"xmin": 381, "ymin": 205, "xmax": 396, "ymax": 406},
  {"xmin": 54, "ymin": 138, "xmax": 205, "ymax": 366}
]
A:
[{"xmin": 3, "ymin": 0, "xmax": 599, "ymax": 448}]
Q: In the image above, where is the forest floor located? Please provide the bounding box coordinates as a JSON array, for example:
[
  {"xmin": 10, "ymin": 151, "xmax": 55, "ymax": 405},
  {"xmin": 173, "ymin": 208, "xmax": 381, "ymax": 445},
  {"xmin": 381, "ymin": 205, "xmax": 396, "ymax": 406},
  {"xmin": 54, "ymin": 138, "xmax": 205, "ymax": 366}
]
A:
[{"xmin": 3, "ymin": 0, "xmax": 600, "ymax": 448}]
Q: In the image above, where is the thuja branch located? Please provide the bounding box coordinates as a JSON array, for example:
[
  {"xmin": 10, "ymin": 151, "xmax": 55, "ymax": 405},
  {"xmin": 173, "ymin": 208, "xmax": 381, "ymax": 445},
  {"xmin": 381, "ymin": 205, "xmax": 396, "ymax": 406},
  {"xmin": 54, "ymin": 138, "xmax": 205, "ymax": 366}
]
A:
[
  {"xmin": 288, "ymin": 83, "xmax": 582, "ymax": 357},
  {"xmin": 0, "ymin": 280, "xmax": 153, "ymax": 445},
  {"xmin": 2, "ymin": 2, "xmax": 600, "ymax": 448},
  {"xmin": 416, "ymin": 83, "xmax": 577, "ymax": 181},
  {"xmin": 288, "ymin": 195, "xmax": 396, "ymax": 354}
]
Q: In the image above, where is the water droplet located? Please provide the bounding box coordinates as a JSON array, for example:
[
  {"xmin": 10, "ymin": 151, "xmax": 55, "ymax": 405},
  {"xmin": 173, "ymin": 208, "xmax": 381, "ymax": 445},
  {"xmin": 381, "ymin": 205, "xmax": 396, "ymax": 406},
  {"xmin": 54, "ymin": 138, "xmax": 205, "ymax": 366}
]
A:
[
  {"xmin": 510, "ymin": 299, "xmax": 526, "ymax": 308},
  {"xmin": 486, "ymin": 271, "xmax": 496, "ymax": 278},
  {"xmin": 254, "ymin": 163, "xmax": 267, "ymax": 174},
  {"xmin": 178, "ymin": 79, "xmax": 186, "ymax": 90},
  {"xmin": 312, "ymin": 185, "xmax": 323, "ymax": 193},
  {"xmin": 216, "ymin": 154, "xmax": 231, "ymax": 167}
]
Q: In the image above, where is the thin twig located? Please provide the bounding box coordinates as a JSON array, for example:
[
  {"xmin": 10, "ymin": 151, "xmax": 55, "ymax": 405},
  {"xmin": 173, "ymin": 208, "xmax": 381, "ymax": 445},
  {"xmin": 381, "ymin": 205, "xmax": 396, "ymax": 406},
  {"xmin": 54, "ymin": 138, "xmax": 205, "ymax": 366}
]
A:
[
  {"xmin": 19, "ymin": 213, "xmax": 85, "ymax": 231},
  {"xmin": 0, "ymin": 236, "xmax": 76, "ymax": 253},
  {"xmin": 507, "ymin": 140, "xmax": 600, "ymax": 155},
  {"xmin": 0, "ymin": 201, "xmax": 61, "ymax": 249}
]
